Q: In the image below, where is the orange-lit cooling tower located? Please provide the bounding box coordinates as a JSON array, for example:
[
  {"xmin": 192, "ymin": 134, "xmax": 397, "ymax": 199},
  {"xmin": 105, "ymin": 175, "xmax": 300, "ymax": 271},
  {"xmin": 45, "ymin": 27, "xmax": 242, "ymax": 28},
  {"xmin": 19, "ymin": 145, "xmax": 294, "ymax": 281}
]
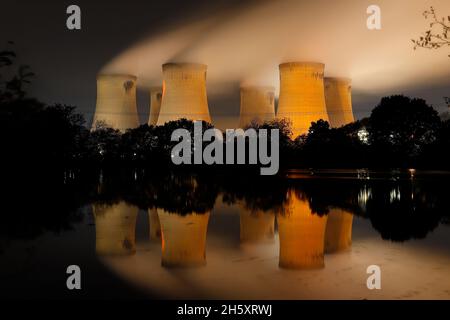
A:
[
  {"xmin": 92, "ymin": 74, "xmax": 139, "ymax": 131},
  {"xmin": 325, "ymin": 209, "xmax": 353, "ymax": 253},
  {"xmin": 148, "ymin": 208, "xmax": 161, "ymax": 241},
  {"xmin": 239, "ymin": 86, "xmax": 275, "ymax": 128},
  {"xmin": 324, "ymin": 77, "xmax": 354, "ymax": 128},
  {"xmin": 277, "ymin": 62, "xmax": 329, "ymax": 138},
  {"xmin": 240, "ymin": 210, "xmax": 275, "ymax": 244},
  {"xmin": 156, "ymin": 63, "xmax": 211, "ymax": 125},
  {"xmin": 92, "ymin": 202, "xmax": 138, "ymax": 256},
  {"xmin": 158, "ymin": 210, "xmax": 210, "ymax": 267},
  {"xmin": 277, "ymin": 190, "xmax": 328, "ymax": 269},
  {"xmin": 148, "ymin": 87, "xmax": 163, "ymax": 126}
]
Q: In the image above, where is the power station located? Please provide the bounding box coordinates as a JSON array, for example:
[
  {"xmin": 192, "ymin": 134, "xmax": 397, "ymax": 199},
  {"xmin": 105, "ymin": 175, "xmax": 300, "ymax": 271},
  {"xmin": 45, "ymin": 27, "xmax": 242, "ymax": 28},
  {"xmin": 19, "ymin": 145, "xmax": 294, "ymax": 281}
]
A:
[
  {"xmin": 239, "ymin": 86, "xmax": 275, "ymax": 128},
  {"xmin": 277, "ymin": 62, "xmax": 329, "ymax": 138},
  {"xmin": 148, "ymin": 87, "xmax": 163, "ymax": 126},
  {"xmin": 91, "ymin": 64, "xmax": 355, "ymax": 133},
  {"xmin": 324, "ymin": 77, "xmax": 354, "ymax": 128},
  {"xmin": 92, "ymin": 74, "xmax": 140, "ymax": 131},
  {"xmin": 156, "ymin": 63, "xmax": 211, "ymax": 126}
]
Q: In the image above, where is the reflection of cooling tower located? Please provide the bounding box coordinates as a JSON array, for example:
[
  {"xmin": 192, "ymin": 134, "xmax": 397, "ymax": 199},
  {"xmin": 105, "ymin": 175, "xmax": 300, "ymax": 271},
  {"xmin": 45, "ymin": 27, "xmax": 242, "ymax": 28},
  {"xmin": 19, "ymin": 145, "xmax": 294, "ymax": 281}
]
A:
[
  {"xmin": 278, "ymin": 191, "xmax": 328, "ymax": 269},
  {"xmin": 240, "ymin": 210, "xmax": 275, "ymax": 243},
  {"xmin": 324, "ymin": 78, "xmax": 354, "ymax": 128},
  {"xmin": 325, "ymin": 209, "xmax": 353, "ymax": 253},
  {"xmin": 158, "ymin": 210, "xmax": 210, "ymax": 267},
  {"xmin": 239, "ymin": 86, "xmax": 275, "ymax": 128},
  {"xmin": 92, "ymin": 202, "xmax": 138, "ymax": 256},
  {"xmin": 148, "ymin": 87, "xmax": 163, "ymax": 126},
  {"xmin": 148, "ymin": 208, "xmax": 161, "ymax": 241},
  {"xmin": 156, "ymin": 63, "xmax": 211, "ymax": 125},
  {"xmin": 277, "ymin": 62, "xmax": 329, "ymax": 138},
  {"xmin": 92, "ymin": 74, "xmax": 139, "ymax": 131}
]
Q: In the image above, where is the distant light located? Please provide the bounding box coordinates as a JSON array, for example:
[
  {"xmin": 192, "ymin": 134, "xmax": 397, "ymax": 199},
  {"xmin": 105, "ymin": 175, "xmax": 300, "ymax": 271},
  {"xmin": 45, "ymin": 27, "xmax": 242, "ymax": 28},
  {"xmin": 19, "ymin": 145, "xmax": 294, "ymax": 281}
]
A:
[
  {"xmin": 409, "ymin": 168, "xmax": 416, "ymax": 179},
  {"xmin": 357, "ymin": 128, "xmax": 369, "ymax": 144}
]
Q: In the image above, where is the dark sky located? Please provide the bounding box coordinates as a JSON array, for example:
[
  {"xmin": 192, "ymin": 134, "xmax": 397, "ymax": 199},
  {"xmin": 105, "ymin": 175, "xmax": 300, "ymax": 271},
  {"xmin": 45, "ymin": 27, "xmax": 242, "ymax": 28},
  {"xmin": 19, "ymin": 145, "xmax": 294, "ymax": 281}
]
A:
[
  {"xmin": 1, "ymin": 0, "xmax": 449, "ymax": 128},
  {"xmin": 1, "ymin": 0, "xmax": 252, "ymax": 125}
]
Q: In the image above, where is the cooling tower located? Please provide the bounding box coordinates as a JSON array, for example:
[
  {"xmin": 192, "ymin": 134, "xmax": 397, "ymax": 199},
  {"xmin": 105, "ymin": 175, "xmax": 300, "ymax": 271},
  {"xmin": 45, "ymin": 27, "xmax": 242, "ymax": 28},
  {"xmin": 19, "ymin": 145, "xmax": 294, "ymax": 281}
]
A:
[
  {"xmin": 158, "ymin": 210, "xmax": 210, "ymax": 267},
  {"xmin": 277, "ymin": 62, "xmax": 329, "ymax": 138},
  {"xmin": 325, "ymin": 209, "xmax": 353, "ymax": 253},
  {"xmin": 277, "ymin": 190, "xmax": 328, "ymax": 269},
  {"xmin": 92, "ymin": 202, "xmax": 138, "ymax": 256},
  {"xmin": 324, "ymin": 77, "xmax": 354, "ymax": 128},
  {"xmin": 156, "ymin": 63, "xmax": 211, "ymax": 125},
  {"xmin": 240, "ymin": 210, "xmax": 275, "ymax": 244},
  {"xmin": 239, "ymin": 86, "xmax": 275, "ymax": 128},
  {"xmin": 148, "ymin": 87, "xmax": 163, "ymax": 126},
  {"xmin": 92, "ymin": 74, "xmax": 139, "ymax": 131},
  {"xmin": 148, "ymin": 208, "xmax": 161, "ymax": 241}
]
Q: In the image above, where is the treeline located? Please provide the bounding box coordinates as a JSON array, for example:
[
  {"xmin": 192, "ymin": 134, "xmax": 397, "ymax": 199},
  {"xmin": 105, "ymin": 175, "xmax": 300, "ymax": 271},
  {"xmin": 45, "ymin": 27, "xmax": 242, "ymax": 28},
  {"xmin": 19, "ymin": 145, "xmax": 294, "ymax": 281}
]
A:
[{"xmin": 2, "ymin": 47, "xmax": 450, "ymax": 169}]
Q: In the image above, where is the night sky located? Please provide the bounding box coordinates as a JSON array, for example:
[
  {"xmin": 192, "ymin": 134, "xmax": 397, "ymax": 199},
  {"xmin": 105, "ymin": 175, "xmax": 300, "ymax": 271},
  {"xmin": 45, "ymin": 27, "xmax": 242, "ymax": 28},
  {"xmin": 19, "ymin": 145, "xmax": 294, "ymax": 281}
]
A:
[{"xmin": 1, "ymin": 0, "xmax": 449, "ymax": 129}]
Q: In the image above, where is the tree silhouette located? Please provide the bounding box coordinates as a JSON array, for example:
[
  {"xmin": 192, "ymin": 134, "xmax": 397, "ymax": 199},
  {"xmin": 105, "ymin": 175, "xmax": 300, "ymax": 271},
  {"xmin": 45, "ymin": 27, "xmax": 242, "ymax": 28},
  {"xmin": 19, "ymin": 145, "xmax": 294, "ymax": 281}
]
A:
[{"xmin": 368, "ymin": 95, "xmax": 441, "ymax": 167}]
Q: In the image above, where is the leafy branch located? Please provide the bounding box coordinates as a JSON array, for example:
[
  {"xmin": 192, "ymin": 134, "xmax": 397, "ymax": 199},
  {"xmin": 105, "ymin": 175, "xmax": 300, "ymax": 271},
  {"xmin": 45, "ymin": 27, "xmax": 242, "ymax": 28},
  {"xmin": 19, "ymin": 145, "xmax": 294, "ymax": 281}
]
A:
[{"xmin": 412, "ymin": 7, "xmax": 450, "ymax": 57}]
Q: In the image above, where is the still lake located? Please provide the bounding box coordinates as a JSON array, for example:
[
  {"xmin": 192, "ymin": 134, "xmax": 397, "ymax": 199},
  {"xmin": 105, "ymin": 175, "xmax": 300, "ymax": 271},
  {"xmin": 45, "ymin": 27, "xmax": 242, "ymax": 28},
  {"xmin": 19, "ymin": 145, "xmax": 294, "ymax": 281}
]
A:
[{"xmin": 1, "ymin": 169, "xmax": 449, "ymax": 299}]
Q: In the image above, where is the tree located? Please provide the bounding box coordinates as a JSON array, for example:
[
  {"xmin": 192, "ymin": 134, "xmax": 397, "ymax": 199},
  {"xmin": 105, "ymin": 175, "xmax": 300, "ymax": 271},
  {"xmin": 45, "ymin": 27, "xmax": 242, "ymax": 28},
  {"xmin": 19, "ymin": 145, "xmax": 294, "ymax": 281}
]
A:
[
  {"xmin": 368, "ymin": 95, "xmax": 441, "ymax": 166},
  {"xmin": 412, "ymin": 6, "xmax": 450, "ymax": 57}
]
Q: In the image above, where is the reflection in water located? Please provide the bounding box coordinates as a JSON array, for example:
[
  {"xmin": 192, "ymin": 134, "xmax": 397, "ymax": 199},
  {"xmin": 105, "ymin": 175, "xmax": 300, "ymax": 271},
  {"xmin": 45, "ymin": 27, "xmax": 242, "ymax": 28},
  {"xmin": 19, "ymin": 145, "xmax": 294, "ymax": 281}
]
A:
[
  {"xmin": 240, "ymin": 210, "xmax": 275, "ymax": 244},
  {"xmin": 325, "ymin": 209, "xmax": 353, "ymax": 253},
  {"xmin": 278, "ymin": 190, "xmax": 328, "ymax": 269},
  {"xmin": 92, "ymin": 202, "xmax": 138, "ymax": 256},
  {"xmin": 3, "ymin": 169, "xmax": 450, "ymax": 299},
  {"xmin": 148, "ymin": 208, "xmax": 161, "ymax": 241},
  {"xmin": 158, "ymin": 210, "xmax": 210, "ymax": 267}
]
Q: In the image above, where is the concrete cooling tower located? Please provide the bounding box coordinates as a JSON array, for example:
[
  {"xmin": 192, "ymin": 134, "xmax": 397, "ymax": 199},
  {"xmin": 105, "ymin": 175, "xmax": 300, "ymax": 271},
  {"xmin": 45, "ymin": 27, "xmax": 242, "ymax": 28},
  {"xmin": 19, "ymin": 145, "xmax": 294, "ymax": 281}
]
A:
[
  {"xmin": 158, "ymin": 210, "xmax": 210, "ymax": 267},
  {"xmin": 240, "ymin": 210, "xmax": 275, "ymax": 244},
  {"xmin": 92, "ymin": 74, "xmax": 140, "ymax": 131},
  {"xmin": 277, "ymin": 190, "xmax": 328, "ymax": 269},
  {"xmin": 148, "ymin": 208, "xmax": 161, "ymax": 241},
  {"xmin": 239, "ymin": 86, "xmax": 275, "ymax": 128},
  {"xmin": 325, "ymin": 209, "xmax": 353, "ymax": 253},
  {"xmin": 324, "ymin": 77, "xmax": 354, "ymax": 128},
  {"xmin": 156, "ymin": 63, "xmax": 211, "ymax": 125},
  {"xmin": 148, "ymin": 87, "xmax": 163, "ymax": 126},
  {"xmin": 277, "ymin": 62, "xmax": 329, "ymax": 138},
  {"xmin": 92, "ymin": 202, "xmax": 138, "ymax": 256}
]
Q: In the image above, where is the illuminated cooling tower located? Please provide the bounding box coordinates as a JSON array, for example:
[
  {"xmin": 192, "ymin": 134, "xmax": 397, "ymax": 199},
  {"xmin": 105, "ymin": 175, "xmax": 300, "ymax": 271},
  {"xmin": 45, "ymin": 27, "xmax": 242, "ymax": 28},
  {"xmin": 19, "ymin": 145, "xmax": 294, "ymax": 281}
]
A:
[
  {"xmin": 158, "ymin": 210, "xmax": 210, "ymax": 267},
  {"xmin": 92, "ymin": 202, "xmax": 138, "ymax": 256},
  {"xmin": 240, "ymin": 210, "xmax": 275, "ymax": 244},
  {"xmin": 277, "ymin": 190, "xmax": 328, "ymax": 269},
  {"xmin": 325, "ymin": 209, "xmax": 353, "ymax": 253},
  {"xmin": 239, "ymin": 86, "xmax": 275, "ymax": 128},
  {"xmin": 148, "ymin": 208, "xmax": 161, "ymax": 241},
  {"xmin": 277, "ymin": 62, "xmax": 329, "ymax": 138},
  {"xmin": 92, "ymin": 74, "xmax": 139, "ymax": 131},
  {"xmin": 156, "ymin": 63, "xmax": 211, "ymax": 125},
  {"xmin": 148, "ymin": 87, "xmax": 163, "ymax": 126},
  {"xmin": 324, "ymin": 77, "xmax": 354, "ymax": 128}
]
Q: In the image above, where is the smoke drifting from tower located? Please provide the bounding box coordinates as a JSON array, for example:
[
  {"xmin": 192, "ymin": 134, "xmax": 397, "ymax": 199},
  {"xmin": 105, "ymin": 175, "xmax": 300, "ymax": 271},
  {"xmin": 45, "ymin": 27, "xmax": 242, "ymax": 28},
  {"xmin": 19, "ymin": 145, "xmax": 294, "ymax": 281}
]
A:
[
  {"xmin": 277, "ymin": 62, "xmax": 329, "ymax": 138},
  {"xmin": 325, "ymin": 77, "xmax": 354, "ymax": 128},
  {"xmin": 157, "ymin": 63, "xmax": 211, "ymax": 125},
  {"xmin": 92, "ymin": 74, "xmax": 140, "ymax": 131},
  {"xmin": 239, "ymin": 86, "xmax": 275, "ymax": 128},
  {"xmin": 148, "ymin": 87, "xmax": 163, "ymax": 126}
]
